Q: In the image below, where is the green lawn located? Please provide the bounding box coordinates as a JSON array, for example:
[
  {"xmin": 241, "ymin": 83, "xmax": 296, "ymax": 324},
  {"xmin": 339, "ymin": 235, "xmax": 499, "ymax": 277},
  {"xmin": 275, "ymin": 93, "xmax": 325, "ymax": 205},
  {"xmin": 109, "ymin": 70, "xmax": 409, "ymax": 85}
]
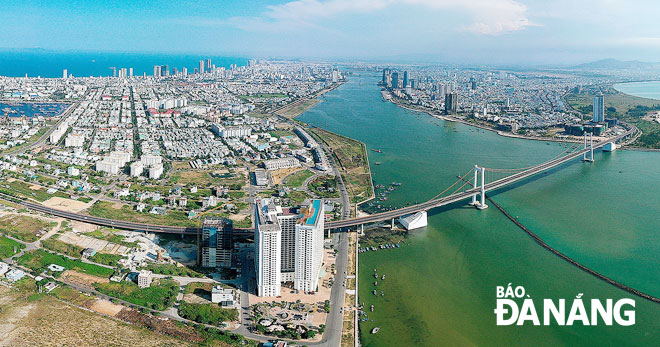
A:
[
  {"xmin": 286, "ymin": 169, "xmax": 314, "ymax": 187},
  {"xmin": 94, "ymin": 278, "xmax": 179, "ymax": 311},
  {"xmin": 178, "ymin": 302, "xmax": 239, "ymax": 325},
  {"xmin": 0, "ymin": 236, "xmax": 25, "ymax": 258},
  {"xmin": 17, "ymin": 249, "xmax": 114, "ymax": 278}
]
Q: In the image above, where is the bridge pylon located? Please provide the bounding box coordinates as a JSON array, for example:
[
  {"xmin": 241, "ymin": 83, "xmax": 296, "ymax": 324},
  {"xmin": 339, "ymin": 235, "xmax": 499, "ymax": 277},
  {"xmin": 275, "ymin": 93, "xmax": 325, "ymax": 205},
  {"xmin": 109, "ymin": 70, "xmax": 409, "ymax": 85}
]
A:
[
  {"xmin": 583, "ymin": 132, "xmax": 594, "ymax": 162},
  {"xmin": 470, "ymin": 165, "xmax": 488, "ymax": 210},
  {"xmin": 476, "ymin": 166, "xmax": 488, "ymax": 210},
  {"xmin": 469, "ymin": 165, "xmax": 479, "ymax": 206}
]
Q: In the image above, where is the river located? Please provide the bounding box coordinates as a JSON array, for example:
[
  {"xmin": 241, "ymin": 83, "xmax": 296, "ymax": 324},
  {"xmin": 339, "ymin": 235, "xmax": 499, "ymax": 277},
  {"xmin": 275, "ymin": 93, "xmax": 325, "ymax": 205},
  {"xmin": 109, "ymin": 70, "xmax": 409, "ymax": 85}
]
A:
[{"xmin": 298, "ymin": 72, "xmax": 660, "ymax": 346}]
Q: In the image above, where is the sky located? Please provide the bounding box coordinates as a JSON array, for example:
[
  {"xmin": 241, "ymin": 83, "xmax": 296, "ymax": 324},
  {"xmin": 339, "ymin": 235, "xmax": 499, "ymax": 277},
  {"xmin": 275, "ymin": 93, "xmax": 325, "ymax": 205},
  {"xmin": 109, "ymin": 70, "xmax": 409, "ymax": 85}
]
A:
[{"xmin": 3, "ymin": 0, "xmax": 660, "ymax": 65}]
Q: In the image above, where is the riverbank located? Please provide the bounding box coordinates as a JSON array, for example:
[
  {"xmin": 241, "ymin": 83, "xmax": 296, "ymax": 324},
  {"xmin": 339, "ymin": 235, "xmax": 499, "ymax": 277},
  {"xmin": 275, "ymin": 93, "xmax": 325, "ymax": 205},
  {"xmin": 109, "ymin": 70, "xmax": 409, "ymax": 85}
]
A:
[
  {"xmin": 388, "ymin": 91, "xmax": 586, "ymax": 144},
  {"xmin": 275, "ymin": 81, "xmax": 345, "ymax": 119}
]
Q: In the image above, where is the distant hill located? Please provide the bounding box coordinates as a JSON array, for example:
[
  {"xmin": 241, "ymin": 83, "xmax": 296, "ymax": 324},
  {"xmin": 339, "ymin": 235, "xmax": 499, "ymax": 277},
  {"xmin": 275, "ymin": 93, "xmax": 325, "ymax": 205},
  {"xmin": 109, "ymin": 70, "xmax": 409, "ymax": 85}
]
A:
[{"xmin": 573, "ymin": 58, "xmax": 660, "ymax": 70}]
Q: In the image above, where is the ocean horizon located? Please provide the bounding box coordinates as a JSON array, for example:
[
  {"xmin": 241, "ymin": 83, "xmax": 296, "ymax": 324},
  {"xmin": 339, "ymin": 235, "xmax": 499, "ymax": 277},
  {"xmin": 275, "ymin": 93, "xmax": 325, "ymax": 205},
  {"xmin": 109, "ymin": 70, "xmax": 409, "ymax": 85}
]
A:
[{"xmin": 0, "ymin": 49, "xmax": 249, "ymax": 78}]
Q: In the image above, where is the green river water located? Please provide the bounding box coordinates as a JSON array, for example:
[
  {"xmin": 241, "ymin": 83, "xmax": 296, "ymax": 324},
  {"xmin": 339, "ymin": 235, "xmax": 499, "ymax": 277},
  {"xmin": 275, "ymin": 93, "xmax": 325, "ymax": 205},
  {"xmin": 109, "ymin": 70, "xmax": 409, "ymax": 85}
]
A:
[{"xmin": 298, "ymin": 72, "xmax": 660, "ymax": 346}]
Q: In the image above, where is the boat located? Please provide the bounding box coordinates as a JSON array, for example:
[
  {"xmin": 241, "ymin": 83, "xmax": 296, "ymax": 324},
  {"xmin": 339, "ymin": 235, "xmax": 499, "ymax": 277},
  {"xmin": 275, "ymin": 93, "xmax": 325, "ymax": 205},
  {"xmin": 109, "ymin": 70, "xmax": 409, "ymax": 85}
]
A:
[
  {"xmin": 374, "ymin": 281, "xmax": 378, "ymax": 286},
  {"xmin": 374, "ymin": 273, "xmax": 379, "ymax": 278},
  {"xmin": 373, "ymin": 290, "xmax": 377, "ymax": 295},
  {"xmin": 370, "ymin": 305, "xmax": 374, "ymax": 312},
  {"xmin": 382, "ymin": 275, "xmax": 386, "ymax": 280},
  {"xmin": 371, "ymin": 149, "xmax": 383, "ymax": 153},
  {"xmin": 374, "ymin": 162, "xmax": 381, "ymax": 165},
  {"xmin": 372, "ymin": 327, "xmax": 380, "ymax": 334}
]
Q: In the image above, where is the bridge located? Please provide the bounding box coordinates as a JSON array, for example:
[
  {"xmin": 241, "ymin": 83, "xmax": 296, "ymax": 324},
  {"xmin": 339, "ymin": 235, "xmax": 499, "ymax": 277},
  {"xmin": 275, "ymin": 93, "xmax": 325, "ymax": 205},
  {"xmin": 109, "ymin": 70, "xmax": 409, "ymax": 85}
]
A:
[{"xmin": 0, "ymin": 128, "xmax": 634, "ymax": 234}]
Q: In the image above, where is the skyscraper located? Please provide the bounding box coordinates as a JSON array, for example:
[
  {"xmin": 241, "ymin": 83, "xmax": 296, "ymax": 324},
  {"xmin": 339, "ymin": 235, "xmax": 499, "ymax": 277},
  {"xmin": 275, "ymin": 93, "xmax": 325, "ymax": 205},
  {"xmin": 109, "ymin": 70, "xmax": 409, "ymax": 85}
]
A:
[
  {"xmin": 255, "ymin": 199, "xmax": 283, "ymax": 297},
  {"xmin": 382, "ymin": 68, "xmax": 388, "ymax": 84},
  {"xmin": 593, "ymin": 94, "xmax": 604, "ymax": 122},
  {"xmin": 403, "ymin": 71, "xmax": 409, "ymax": 88},
  {"xmin": 153, "ymin": 65, "xmax": 161, "ymax": 77},
  {"xmin": 445, "ymin": 93, "xmax": 458, "ymax": 114},
  {"xmin": 294, "ymin": 200, "xmax": 324, "ymax": 293},
  {"xmin": 200, "ymin": 217, "xmax": 233, "ymax": 268},
  {"xmin": 206, "ymin": 59, "xmax": 212, "ymax": 73},
  {"xmin": 199, "ymin": 60, "xmax": 205, "ymax": 74},
  {"xmin": 128, "ymin": 67, "xmax": 133, "ymax": 77},
  {"xmin": 391, "ymin": 72, "xmax": 399, "ymax": 89},
  {"xmin": 182, "ymin": 67, "xmax": 188, "ymax": 76},
  {"xmin": 62, "ymin": 69, "xmax": 68, "ymax": 79}
]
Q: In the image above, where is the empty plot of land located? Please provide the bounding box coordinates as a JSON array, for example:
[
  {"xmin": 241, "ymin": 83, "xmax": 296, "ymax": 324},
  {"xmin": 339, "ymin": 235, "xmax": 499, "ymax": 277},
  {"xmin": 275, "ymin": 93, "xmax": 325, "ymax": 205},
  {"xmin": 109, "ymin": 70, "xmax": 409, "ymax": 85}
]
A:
[
  {"xmin": 42, "ymin": 196, "xmax": 92, "ymax": 212},
  {"xmin": 58, "ymin": 231, "xmax": 130, "ymax": 255}
]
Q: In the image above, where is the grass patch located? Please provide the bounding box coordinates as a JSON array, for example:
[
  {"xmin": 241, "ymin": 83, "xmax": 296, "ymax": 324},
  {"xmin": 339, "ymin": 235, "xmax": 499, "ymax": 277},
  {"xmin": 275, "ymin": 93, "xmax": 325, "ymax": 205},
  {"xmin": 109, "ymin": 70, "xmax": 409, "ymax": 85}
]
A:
[
  {"xmin": 0, "ymin": 179, "xmax": 69, "ymax": 202},
  {"xmin": 178, "ymin": 302, "xmax": 238, "ymax": 325},
  {"xmin": 140, "ymin": 263, "xmax": 206, "ymax": 278},
  {"xmin": 82, "ymin": 228, "xmax": 138, "ymax": 248},
  {"xmin": 276, "ymin": 99, "xmax": 322, "ymax": 119},
  {"xmin": 0, "ymin": 215, "xmax": 54, "ymax": 242},
  {"xmin": 94, "ymin": 278, "xmax": 179, "ymax": 311},
  {"xmin": 286, "ymin": 169, "xmax": 314, "ymax": 187},
  {"xmin": 41, "ymin": 237, "xmax": 83, "ymax": 258},
  {"xmin": 90, "ymin": 253, "xmax": 125, "ymax": 267},
  {"xmin": 17, "ymin": 249, "xmax": 114, "ymax": 278},
  {"xmin": 309, "ymin": 175, "xmax": 340, "ymax": 198},
  {"xmin": 0, "ymin": 236, "xmax": 25, "ymax": 258}
]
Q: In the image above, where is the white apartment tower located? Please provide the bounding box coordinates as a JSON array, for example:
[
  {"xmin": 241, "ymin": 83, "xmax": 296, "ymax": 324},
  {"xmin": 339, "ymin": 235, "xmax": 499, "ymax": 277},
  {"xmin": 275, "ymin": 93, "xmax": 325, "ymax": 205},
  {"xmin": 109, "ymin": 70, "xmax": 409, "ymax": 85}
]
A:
[
  {"xmin": 593, "ymin": 94, "xmax": 605, "ymax": 123},
  {"xmin": 294, "ymin": 200, "xmax": 325, "ymax": 293},
  {"xmin": 255, "ymin": 199, "xmax": 282, "ymax": 297}
]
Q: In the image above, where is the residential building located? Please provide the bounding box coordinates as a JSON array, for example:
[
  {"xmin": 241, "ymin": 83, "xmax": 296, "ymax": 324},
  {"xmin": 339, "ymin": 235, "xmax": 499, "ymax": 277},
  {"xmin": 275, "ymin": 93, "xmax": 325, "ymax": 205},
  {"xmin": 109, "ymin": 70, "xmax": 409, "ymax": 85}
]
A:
[
  {"xmin": 201, "ymin": 217, "xmax": 233, "ymax": 268},
  {"xmin": 137, "ymin": 270, "xmax": 152, "ymax": 288},
  {"xmin": 593, "ymin": 94, "xmax": 605, "ymax": 123},
  {"xmin": 255, "ymin": 199, "xmax": 282, "ymax": 297},
  {"xmin": 211, "ymin": 286, "xmax": 236, "ymax": 307},
  {"xmin": 264, "ymin": 157, "xmax": 300, "ymax": 171},
  {"xmin": 294, "ymin": 199, "xmax": 325, "ymax": 293}
]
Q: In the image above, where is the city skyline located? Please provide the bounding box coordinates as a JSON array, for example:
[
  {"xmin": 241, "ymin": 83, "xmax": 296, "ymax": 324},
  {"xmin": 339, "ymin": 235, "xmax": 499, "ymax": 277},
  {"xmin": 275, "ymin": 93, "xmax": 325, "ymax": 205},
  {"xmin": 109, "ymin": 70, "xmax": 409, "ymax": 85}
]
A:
[{"xmin": 4, "ymin": 0, "xmax": 660, "ymax": 65}]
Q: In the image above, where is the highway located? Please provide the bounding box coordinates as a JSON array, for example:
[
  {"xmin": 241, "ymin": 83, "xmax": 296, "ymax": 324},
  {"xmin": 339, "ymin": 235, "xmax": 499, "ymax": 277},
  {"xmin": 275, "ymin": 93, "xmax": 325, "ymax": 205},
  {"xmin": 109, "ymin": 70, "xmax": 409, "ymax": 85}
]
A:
[{"xmin": 1, "ymin": 129, "xmax": 634, "ymax": 236}]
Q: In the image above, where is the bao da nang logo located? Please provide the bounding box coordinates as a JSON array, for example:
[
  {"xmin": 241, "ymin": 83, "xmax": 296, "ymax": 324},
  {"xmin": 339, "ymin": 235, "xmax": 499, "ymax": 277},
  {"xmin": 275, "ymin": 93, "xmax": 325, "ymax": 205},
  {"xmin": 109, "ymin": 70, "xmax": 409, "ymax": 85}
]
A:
[{"xmin": 495, "ymin": 284, "xmax": 635, "ymax": 326}]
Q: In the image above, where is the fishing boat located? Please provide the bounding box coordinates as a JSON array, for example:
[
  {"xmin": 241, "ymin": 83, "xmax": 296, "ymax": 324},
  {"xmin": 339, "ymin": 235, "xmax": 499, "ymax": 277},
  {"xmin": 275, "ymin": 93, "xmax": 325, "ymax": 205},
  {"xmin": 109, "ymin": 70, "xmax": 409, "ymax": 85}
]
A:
[
  {"xmin": 374, "ymin": 162, "xmax": 381, "ymax": 165},
  {"xmin": 372, "ymin": 327, "xmax": 380, "ymax": 334},
  {"xmin": 370, "ymin": 305, "xmax": 374, "ymax": 312},
  {"xmin": 382, "ymin": 275, "xmax": 386, "ymax": 280},
  {"xmin": 371, "ymin": 149, "xmax": 383, "ymax": 153},
  {"xmin": 373, "ymin": 290, "xmax": 377, "ymax": 295}
]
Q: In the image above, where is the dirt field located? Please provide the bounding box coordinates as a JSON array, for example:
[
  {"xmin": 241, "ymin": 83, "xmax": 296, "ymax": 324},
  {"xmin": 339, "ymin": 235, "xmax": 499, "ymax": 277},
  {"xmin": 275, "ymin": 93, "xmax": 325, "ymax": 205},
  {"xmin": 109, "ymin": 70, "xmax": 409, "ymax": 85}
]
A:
[
  {"xmin": 42, "ymin": 197, "xmax": 92, "ymax": 213},
  {"xmin": 89, "ymin": 299, "xmax": 124, "ymax": 316},
  {"xmin": 0, "ymin": 287, "xmax": 189, "ymax": 347},
  {"xmin": 61, "ymin": 270, "xmax": 110, "ymax": 287},
  {"xmin": 58, "ymin": 231, "xmax": 130, "ymax": 255},
  {"xmin": 270, "ymin": 167, "xmax": 304, "ymax": 185}
]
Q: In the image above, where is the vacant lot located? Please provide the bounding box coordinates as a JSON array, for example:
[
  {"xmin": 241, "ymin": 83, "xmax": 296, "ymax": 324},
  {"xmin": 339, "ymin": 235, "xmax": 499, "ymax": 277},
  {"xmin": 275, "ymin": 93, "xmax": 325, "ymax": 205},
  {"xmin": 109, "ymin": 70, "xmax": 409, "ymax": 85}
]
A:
[
  {"xmin": 94, "ymin": 278, "xmax": 179, "ymax": 311},
  {"xmin": 285, "ymin": 169, "xmax": 314, "ymax": 187},
  {"xmin": 308, "ymin": 127, "xmax": 374, "ymax": 204},
  {"xmin": 276, "ymin": 99, "xmax": 322, "ymax": 119},
  {"xmin": 0, "ymin": 235, "xmax": 25, "ymax": 258},
  {"xmin": 17, "ymin": 249, "xmax": 114, "ymax": 278},
  {"xmin": 87, "ymin": 201, "xmax": 197, "ymax": 227},
  {"xmin": 0, "ymin": 286, "xmax": 188, "ymax": 347},
  {"xmin": 0, "ymin": 214, "xmax": 54, "ymax": 242}
]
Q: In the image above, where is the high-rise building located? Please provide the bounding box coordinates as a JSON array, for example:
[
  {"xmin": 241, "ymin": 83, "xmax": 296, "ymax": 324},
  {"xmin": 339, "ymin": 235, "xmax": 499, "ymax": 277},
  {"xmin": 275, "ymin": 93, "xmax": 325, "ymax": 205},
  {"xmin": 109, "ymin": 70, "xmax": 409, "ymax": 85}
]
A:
[
  {"xmin": 199, "ymin": 60, "xmax": 205, "ymax": 74},
  {"xmin": 110, "ymin": 67, "xmax": 117, "ymax": 77},
  {"xmin": 445, "ymin": 93, "xmax": 458, "ymax": 114},
  {"xmin": 255, "ymin": 199, "xmax": 282, "ymax": 297},
  {"xmin": 391, "ymin": 72, "xmax": 399, "ymax": 89},
  {"xmin": 254, "ymin": 198, "xmax": 326, "ymax": 296},
  {"xmin": 201, "ymin": 218, "xmax": 233, "ymax": 268},
  {"xmin": 206, "ymin": 59, "xmax": 212, "ymax": 73},
  {"xmin": 470, "ymin": 77, "xmax": 477, "ymax": 90},
  {"xmin": 294, "ymin": 200, "xmax": 324, "ymax": 293},
  {"xmin": 593, "ymin": 94, "xmax": 604, "ymax": 123},
  {"xmin": 62, "ymin": 69, "xmax": 68, "ymax": 79},
  {"xmin": 403, "ymin": 71, "xmax": 409, "ymax": 88},
  {"xmin": 182, "ymin": 67, "xmax": 188, "ymax": 76},
  {"xmin": 153, "ymin": 65, "xmax": 161, "ymax": 77},
  {"xmin": 382, "ymin": 68, "xmax": 388, "ymax": 84},
  {"xmin": 129, "ymin": 67, "xmax": 133, "ymax": 77},
  {"xmin": 172, "ymin": 67, "xmax": 178, "ymax": 76},
  {"xmin": 161, "ymin": 65, "xmax": 169, "ymax": 77}
]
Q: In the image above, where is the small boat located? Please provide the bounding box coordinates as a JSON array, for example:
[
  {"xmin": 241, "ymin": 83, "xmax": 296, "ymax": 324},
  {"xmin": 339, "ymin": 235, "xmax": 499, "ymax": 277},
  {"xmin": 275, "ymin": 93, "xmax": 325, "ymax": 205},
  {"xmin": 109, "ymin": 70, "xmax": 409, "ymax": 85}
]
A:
[
  {"xmin": 382, "ymin": 275, "xmax": 386, "ymax": 280},
  {"xmin": 370, "ymin": 305, "xmax": 374, "ymax": 312},
  {"xmin": 371, "ymin": 149, "xmax": 383, "ymax": 153},
  {"xmin": 374, "ymin": 162, "xmax": 381, "ymax": 165},
  {"xmin": 372, "ymin": 327, "xmax": 380, "ymax": 334},
  {"xmin": 374, "ymin": 281, "xmax": 378, "ymax": 286},
  {"xmin": 374, "ymin": 273, "xmax": 379, "ymax": 278},
  {"xmin": 373, "ymin": 290, "xmax": 377, "ymax": 295}
]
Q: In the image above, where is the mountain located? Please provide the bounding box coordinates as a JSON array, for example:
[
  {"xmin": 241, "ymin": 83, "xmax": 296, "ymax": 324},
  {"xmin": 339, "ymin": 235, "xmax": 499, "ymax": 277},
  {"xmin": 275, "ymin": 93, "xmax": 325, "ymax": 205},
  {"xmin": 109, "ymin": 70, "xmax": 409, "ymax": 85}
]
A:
[{"xmin": 573, "ymin": 58, "xmax": 660, "ymax": 70}]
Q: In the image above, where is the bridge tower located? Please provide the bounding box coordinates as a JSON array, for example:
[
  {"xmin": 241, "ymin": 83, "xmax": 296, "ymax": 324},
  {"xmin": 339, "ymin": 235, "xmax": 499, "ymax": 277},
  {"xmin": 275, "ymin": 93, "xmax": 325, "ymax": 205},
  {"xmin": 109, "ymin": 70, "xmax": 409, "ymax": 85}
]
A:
[
  {"xmin": 583, "ymin": 132, "xmax": 594, "ymax": 162},
  {"xmin": 477, "ymin": 167, "xmax": 488, "ymax": 210},
  {"xmin": 469, "ymin": 165, "xmax": 479, "ymax": 206}
]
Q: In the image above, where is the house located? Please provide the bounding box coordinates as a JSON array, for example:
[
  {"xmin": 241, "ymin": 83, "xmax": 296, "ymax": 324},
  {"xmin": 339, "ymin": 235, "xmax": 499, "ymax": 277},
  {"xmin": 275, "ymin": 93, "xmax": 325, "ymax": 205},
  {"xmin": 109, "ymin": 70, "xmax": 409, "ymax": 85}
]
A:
[
  {"xmin": 44, "ymin": 282, "xmax": 59, "ymax": 292},
  {"xmin": 137, "ymin": 270, "xmax": 153, "ymax": 288},
  {"xmin": 5, "ymin": 269, "xmax": 26, "ymax": 282},
  {"xmin": 211, "ymin": 286, "xmax": 236, "ymax": 307},
  {"xmin": 48, "ymin": 264, "xmax": 66, "ymax": 272},
  {"xmin": 150, "ymin": 206, "xmax": 167, "ymax": 215},
  {"xmin": 82, "ymin": 248, "xmax": 97, "ymax": 258}
]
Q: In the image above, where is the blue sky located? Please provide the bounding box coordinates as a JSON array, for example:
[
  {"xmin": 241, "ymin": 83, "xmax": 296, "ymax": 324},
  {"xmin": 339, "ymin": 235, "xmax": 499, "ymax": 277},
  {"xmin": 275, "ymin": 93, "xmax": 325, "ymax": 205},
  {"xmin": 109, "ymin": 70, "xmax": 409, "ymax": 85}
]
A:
[{"xmin": 3, "ymin": 0, "xmax": 660, "ymax": 64}]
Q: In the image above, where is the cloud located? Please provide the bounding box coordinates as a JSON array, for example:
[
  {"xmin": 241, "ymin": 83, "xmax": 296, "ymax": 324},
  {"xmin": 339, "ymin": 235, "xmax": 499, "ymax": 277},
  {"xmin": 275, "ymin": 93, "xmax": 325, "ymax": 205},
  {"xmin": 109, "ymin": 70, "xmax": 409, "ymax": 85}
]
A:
[{"xmin": 229, "ymin": 0, "xmax": 534, "ymax": 35}]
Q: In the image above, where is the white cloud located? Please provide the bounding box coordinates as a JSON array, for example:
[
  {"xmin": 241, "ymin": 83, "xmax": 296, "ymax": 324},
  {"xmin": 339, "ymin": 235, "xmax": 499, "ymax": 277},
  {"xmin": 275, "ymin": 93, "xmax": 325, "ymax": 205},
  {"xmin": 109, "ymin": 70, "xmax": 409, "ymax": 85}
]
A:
[{"xmin": 230, "ymin": 0, "xmax": 534, "ymax": 35}]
